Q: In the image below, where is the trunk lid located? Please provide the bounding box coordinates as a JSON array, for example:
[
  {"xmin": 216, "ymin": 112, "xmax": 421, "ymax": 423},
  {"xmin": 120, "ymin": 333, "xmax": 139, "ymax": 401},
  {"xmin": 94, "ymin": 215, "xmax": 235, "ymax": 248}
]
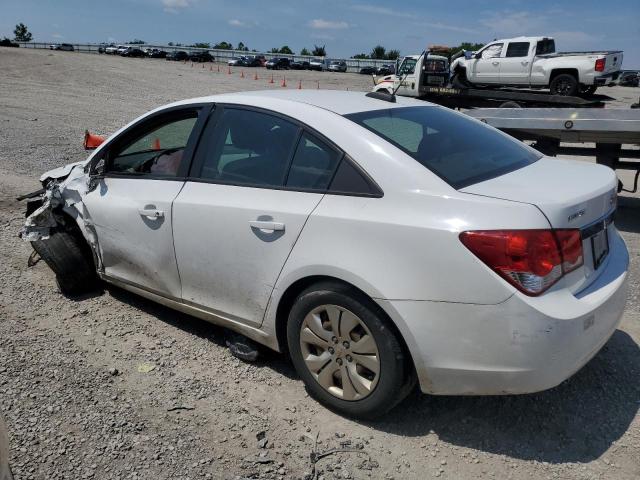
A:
[{"xmin": 461, "ymin": 157, "xmax": 618, "ymax": 292}]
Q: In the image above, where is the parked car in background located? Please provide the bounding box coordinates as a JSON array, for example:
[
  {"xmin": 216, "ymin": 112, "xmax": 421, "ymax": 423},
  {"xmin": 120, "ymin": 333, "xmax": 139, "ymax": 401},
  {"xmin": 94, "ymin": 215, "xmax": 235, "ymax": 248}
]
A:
[
  {"xmin": 147, "ymin": 49, "xmax": 167, "ymax": 59},
  {"xmin": 54, "ymin": 43, "xmax": 75, "ymax": 52},
  {"xmin": 228, "ymin": 57, "xmax": 243, "ymax": 66},
  {"xmin": 0, "ymin": 415, "xmax": 13, "ymax": 480},
  {"xmin": 309, "ymin": 59, "xmax": 327, "ymax": 71},
  {"xmin": 359, "ymin": 65, "xmax": 377, "ymax": 75},
  {"xmin": 328, "ymin": 60, "xmax": 348, "ymax": 72},
  {"xmin": 97, "ymin": 43, "xmax": 112, "ymax": 54},
  {"xmin": 265, "ymin": 57, "xmax": 291, "ymax": 69},
  {"xmin": 254, "ymin": 55, "xmax": 267, "ymax": 66},
  {"xmin": 615, "ymin": 71, "xmax": 639, "ymax": 87},
  {"xmin": 105, "ymin": 45, "xmax": 121, "ymax": 54},
  {"xmin": 291, "ymin": 60, "xmax": 311, "ymax": 70},
  {"xmin": 121, "ymin": 47, "xmax": 145, "ymax": 58},
  {"xmin": 116, "ymin": 45, "xmax": 129, "ymax": 55},
  {"xmin": 166, "ymin": 50, "xmax": 189, "ymax": 61},
  {"xmin": 376, "ymin": 64, "xmax": 395, "ymax": 76},
  {"xmin": 241, "ymin": 56, "xmax": 263, "ymax": 67},
  {"xmin": 0, "ymin": 38, "xmax": 19, "ymax": 48},
  {"xmin": 189, "ymin": 51, "xmax": 214, "ymax": 62},
  {"xmin": 20, "ymin": 90, "xmax": 628, "ymax": 419},
  {"xmin": 450, "ymin": 36, "xmax": 623, "ymax": 96}
]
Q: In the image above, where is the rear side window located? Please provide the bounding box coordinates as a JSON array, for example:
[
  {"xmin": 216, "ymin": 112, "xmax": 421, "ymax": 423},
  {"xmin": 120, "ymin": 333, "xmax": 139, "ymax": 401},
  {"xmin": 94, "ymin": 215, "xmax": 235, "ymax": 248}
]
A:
[
  {"xmin": 286, "ymin": 132, "xmax": 342, "ymax": 190},
  {"xmin": 506, "ymin": 42, "xmax": 530, "ymax": 58},
  {"xmin": 536, "ymin": 39, "xmax": 555, "ymax": 55},
  {"xmin": 345, "ymin": 106, "xmax": 541, "ymax": 189},
  {"xmin": 197, "ymin": 108, "xmax": 299, "ymax": 187}
]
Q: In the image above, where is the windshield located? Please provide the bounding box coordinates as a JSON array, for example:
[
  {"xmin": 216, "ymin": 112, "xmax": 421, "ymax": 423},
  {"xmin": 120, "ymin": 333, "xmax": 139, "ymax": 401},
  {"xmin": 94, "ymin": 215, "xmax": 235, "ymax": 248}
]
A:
[{"xmin": 344, "ymin": 106, "xmax": 542, "ymax": 189}]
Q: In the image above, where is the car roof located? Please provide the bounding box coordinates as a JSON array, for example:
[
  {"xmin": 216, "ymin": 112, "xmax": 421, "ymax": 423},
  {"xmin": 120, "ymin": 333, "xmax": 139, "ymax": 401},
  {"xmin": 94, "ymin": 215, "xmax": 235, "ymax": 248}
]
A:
[{"xmin": 173, "ymin": 90, "xmax": 435, "ymax": 115}]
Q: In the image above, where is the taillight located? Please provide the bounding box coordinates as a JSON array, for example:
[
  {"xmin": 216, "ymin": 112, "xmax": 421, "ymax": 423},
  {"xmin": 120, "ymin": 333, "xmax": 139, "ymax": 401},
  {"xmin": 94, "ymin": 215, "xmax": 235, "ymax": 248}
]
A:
[
  {"xmin": 595, "ymin": 58, "xmax": 606, "ymax": 72},
  {"xmin": 459, "ymin": 229, "xmax": 584, "ymax": 296}
]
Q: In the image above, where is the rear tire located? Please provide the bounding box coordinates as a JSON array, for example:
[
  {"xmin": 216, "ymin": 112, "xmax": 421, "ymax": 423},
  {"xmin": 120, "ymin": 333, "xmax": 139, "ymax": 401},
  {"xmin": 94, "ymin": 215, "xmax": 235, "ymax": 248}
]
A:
[
  {"xmin": 287, "ymin": 281, "xmax": 414, "ymax": 419},
  {"xmin": 31, "ymin": 227, "xmax": 99, "ymax": 296},
  {"xmin": 550, "ymin": 74, "xmax": 578, "ymax": 96}
]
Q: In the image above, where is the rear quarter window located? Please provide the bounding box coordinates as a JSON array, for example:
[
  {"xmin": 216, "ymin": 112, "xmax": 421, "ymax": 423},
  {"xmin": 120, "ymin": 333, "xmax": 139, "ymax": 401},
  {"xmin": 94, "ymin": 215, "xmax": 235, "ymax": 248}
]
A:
[{"xmin": 345, "ymin": 106, "xmax": 541, "ymax": 189}]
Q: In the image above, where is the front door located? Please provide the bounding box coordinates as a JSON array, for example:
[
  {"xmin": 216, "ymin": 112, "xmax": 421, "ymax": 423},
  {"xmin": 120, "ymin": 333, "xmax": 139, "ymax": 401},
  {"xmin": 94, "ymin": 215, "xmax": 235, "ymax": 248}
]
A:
[
  {"xmin": 83, "ymin": 107, "xmax": 204, "ymax": 298},
  {"xmin": 173, "ymin": 106, "xmax": 343, "ymax": 326},
  {"xmin": 469, "ymin": 43, "xmax": 503, "ymax": 83},
  {"xmin": 395, "ymin": 57, "xmax": 418, "ymax": 96}
]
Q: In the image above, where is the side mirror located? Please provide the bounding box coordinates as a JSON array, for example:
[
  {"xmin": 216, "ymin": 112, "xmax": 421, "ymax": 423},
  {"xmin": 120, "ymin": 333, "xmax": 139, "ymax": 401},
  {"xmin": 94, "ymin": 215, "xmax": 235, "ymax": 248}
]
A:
[
  {"xmin": 84, "ymin": 130, "xmax": 105, "ymax": 150},
  {"xmin": 91, "ymin": 157, "xmax": 105, "ymax": 177},
  {"xmin": 464, "ymin": 51, "xmax": 474, "ymax": 60}
]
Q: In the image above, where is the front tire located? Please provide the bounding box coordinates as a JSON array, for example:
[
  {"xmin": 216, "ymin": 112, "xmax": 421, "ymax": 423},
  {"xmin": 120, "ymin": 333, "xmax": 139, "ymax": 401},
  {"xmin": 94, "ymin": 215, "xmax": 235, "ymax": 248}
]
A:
[
  {"xmin": 287, "ymin": 282, "xmax": 414, "ymax": 419},
  {"xmin": 550, "ymin": 74, "xmax": 578, "ymax": 96}
]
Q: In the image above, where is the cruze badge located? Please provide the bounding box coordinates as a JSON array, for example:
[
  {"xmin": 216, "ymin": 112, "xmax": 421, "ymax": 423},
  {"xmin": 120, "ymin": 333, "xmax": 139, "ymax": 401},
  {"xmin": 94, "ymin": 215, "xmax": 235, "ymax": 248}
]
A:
[{"xmin": 568, "ymin": 209, "xmax": 586, "ymax": 223}]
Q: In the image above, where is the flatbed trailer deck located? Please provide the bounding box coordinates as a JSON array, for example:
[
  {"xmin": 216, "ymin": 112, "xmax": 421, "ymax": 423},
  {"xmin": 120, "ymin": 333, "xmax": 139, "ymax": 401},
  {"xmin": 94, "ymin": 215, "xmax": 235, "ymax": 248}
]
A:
[{"xmin": 466, "ymin": 108, "xmax": 640, "ymax": 192}]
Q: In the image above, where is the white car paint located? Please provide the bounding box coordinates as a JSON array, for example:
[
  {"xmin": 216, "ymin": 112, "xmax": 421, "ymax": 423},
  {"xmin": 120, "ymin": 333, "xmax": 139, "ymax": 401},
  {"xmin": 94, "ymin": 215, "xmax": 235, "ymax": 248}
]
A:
[
  {"xmin": 24, "ymin": 90, "xmax": 629, "ymax": 396},
  {"xmin": 450, "ymin": 36, "xmax": 623, "ymax": 88}
]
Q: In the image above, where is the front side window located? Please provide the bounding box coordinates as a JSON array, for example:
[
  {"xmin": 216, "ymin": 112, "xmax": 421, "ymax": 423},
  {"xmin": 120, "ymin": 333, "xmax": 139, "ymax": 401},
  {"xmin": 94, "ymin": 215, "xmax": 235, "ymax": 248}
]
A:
[
  {"xmin": 345, "ymin": 106, "xmax": 541, "ymax": 189},
  {"xmin": 108, "ymin": 112, "xmax": 198, "ymax": 177},
  {"xmin": 480, "ymin": 44, "xmax": 503, "ymax": 59},
  {"xmin": 197, "ymin": 108, "xmax": 299, "ymax": 187},
  {"xmin": 506, "ymin": 42, "xmax": 530, "ymax": 58},
  {"xmin": 398, "ymin": 58, "xmax": 417, "ymax": 75}
]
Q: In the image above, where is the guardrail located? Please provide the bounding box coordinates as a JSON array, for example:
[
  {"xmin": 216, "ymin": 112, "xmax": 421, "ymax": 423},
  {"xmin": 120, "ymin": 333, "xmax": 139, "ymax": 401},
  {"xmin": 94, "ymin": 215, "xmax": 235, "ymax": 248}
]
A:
[{"xmin": 16, "ymin": 42, "xmax": 395, "ymax": 73}]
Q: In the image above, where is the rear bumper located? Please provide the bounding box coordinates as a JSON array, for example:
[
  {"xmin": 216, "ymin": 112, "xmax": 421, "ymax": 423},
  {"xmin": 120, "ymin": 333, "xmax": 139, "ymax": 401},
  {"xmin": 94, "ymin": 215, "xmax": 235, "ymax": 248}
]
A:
[
  {"xmin": 378, "ymin": 230, "xmax": 629, "ymax": 395},
  {"xmin": 594, "ymin": 71, "xmax": 621, "ymax": 86}
]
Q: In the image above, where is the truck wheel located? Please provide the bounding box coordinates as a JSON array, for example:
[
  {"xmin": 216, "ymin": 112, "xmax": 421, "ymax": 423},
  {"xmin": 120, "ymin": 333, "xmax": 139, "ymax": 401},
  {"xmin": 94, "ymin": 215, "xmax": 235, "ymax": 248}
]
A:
[
  {"xmin": 451, "ymin": 73, "xmax": 470, "ymax": 89},
  {"xmin": 579, "ymin": 85, "xmax": 597, "ymax": 96},
  {"xmin": 499, "ymin": 101, "xmax": 522, "ymax": 108},
  {"xmin": 550, "ymin": 74, "xmax": 578, "ymax": 96},
  {"xmin": 31, "ymin": 227, "xmax": 99, "ymax": 296}
]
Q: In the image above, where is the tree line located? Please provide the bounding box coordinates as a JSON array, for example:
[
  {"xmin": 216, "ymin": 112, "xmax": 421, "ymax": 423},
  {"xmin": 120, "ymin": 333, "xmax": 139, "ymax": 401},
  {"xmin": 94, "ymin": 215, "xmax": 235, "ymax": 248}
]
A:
[{"xmin": 5, "ymin": 22, "xmax": 487, "ymax": 61}]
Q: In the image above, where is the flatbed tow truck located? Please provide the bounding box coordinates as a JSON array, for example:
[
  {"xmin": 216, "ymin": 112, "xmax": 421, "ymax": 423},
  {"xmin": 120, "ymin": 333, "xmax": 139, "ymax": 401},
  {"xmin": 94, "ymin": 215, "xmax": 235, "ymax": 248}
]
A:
[{"xmin": 370, "ymin": 47, "xmax": 640, "ymax": 193}]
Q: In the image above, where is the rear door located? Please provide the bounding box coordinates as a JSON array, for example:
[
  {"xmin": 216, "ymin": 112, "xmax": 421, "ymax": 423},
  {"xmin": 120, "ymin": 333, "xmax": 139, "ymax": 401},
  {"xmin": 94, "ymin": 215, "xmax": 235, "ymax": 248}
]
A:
[
  {"xmin": 500, "ymin": 41, "xmax": 531, "ymax": 84},
  {"xmin": 83, "ymin": 105, "xmax": 207, "ymax": 298},
  {"xmin": 172, "ymin": 106, "xmax": 343, "ymax": 326}
]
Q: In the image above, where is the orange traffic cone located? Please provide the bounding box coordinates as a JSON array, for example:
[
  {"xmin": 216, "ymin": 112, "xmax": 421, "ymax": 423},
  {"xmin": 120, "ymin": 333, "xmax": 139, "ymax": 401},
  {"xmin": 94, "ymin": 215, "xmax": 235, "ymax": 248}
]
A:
[
  {"xmin": 228, "ymin": 66, "xmax": 232, "ymax": 74},
  {"xmin": 269, "ymin": 74, "xmax": 274, "ymax": 84},
  {"xmin": 191, "ymin": 62, "xmax": 194, "ymax": 68},
  {"xmin": 202, "ymin": 63, "xmax": 205, "ymax": 69},
  {"xmin": 209, "ymin": 65, "xmax": 213, "ymax": 71},
  {"xmin": 152, "ymin": 138, "xmax": 161, "ymax": 150},
  {"xmin": 317, "ymin": 80, "xmax": 320, "ymax": 90},
  {"xmin": 240, "ymin": 70, "xmax": 245, "ymax": 78},
  {"xmin": 254, "ymin": 71, "xmax": 259, "ymax": 80},
  {"xmin": 217, "ymin": 64, "xmax": 220, "ymax": 72},
  {"xmin": 281, "ymin": 76, "xmax": 287, "ymax": 87},
  {"xmin": 297, "ymin": 80, "xmax": 302, "ymax": 90}
]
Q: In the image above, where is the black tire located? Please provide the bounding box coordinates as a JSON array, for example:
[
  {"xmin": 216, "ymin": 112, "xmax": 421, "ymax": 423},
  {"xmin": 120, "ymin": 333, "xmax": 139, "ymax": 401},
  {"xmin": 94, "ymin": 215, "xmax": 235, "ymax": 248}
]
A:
[
  {"xmin": 578, "ymin": 84, "xmax": 597, "ymax": 96},
  {"xmin": 499, "ymin": 101, "xmax": 522, "ymax": 108},
  {"xmin": 31, "ymin": 226, "xmax": 99, "ymax": 296},
  {"xmin": 550, "ymin": 74, "xmax": 578, "ymax": 96},
  {"xmin": 451, "ymin": 72, "xmax": 470, "ymax": 89},
  {"xmin": 287, "ymin": 281, "xmax": 414, "ymax": 419}
]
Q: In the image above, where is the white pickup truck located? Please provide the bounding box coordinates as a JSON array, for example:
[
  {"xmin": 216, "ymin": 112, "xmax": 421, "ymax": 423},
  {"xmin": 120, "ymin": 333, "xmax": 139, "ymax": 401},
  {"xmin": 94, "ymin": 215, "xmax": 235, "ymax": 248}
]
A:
[{"xmin": 450, "ymin": 36, "xmax": 623, "ymax": 96}]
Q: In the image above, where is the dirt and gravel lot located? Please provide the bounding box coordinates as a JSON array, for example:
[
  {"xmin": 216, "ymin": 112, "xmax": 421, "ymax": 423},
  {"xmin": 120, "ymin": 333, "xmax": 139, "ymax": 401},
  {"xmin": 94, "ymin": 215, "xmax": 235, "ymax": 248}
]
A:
[{"xmin": 0, "ymin": 47, "xmax": 639, "ymax": 480}]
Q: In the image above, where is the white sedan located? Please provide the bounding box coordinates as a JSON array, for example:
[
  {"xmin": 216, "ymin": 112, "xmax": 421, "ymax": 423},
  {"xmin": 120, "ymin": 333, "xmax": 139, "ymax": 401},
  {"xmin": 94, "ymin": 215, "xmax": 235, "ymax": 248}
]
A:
[{"xmin": 21, "ymin": 90, "xmax": 629, "ymax": 418}]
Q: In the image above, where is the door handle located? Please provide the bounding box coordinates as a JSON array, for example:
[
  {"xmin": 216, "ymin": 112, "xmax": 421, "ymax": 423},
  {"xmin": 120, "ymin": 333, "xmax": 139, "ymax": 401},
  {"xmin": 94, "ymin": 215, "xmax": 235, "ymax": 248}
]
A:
[
  {"xmin": 138, "ymin": 208, "xmax": 164, "ymax": 218},
  {"xmin": 492, "ymin": 61, "xmax": 499, "ymax": 66},
  {"xmin": 249, "ymin": 220, "xmax": 285, "ymax": 232},
  {"xmin": 521, "ymin": 61, "xmax": 529, "ymax": 65}
]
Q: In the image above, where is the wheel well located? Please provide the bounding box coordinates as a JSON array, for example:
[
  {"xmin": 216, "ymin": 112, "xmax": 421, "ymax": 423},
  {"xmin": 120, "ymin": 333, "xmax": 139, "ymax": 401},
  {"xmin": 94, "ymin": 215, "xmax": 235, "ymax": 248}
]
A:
[
  {"xmin": 550, "ymin": 68, "xmax": 578, "ymax": 83},
  {"xmin": 274, "ymin": 276, "xmax": 416, "ymax": 376}
]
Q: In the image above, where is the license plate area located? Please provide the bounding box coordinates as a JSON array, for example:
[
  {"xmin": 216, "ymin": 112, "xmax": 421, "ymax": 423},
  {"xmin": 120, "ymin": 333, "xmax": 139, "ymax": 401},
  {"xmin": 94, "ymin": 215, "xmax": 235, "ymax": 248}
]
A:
[{"xmin": 590, "ymin": 228, "xmax": 609, "ymax": 270}]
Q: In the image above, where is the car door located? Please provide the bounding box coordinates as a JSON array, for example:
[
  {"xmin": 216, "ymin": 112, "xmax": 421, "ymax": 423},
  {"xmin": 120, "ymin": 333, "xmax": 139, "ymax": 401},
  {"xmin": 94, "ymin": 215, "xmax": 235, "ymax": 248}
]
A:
[
  {"xmin": 173, "ymin": 106, "xmax": 343, "ymax": 326},
  {"xmin": 500, "ymin": 41, "xmax": 531, "ymax": 84},
  {"xmin": 395, "ymin": 57, "xmax": 418, "ymax": 95},
  {"xmin": 469, "ymin": 43, "xmax": 503, "ymax": 83},
  {"xmin": 83, "ymin": 105, "xmax": 208, "ymax": 298}
]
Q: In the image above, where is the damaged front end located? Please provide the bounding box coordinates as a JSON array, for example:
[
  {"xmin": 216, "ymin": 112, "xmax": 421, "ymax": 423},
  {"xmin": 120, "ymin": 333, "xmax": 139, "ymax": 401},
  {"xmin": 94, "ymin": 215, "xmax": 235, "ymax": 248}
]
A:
[{"xmin": 19, "ymin": 160, "xmax": 104, "ymax": 274}]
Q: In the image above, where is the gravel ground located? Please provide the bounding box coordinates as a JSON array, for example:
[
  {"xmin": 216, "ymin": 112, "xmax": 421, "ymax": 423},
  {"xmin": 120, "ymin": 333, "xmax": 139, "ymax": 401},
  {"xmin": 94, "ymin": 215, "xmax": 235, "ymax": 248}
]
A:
[{"xmin": 0, "ymin": 47, "xmax": 639, "ymax": 480}]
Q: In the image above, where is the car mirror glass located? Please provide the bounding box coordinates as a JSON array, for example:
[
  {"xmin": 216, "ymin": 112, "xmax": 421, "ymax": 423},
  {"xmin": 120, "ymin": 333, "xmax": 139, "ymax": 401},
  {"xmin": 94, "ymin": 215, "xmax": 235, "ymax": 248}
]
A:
[{"xmin": 464, "ymin": 51, "xmax": 474, "ymax": 60}]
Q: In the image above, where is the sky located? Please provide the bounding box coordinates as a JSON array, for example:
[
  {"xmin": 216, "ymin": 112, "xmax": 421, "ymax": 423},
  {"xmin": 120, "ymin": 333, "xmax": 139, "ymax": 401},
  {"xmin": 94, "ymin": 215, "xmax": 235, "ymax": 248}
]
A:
[{"xmin": 2, "ymin": 0, "xmax": 639, "ymax": 67}]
